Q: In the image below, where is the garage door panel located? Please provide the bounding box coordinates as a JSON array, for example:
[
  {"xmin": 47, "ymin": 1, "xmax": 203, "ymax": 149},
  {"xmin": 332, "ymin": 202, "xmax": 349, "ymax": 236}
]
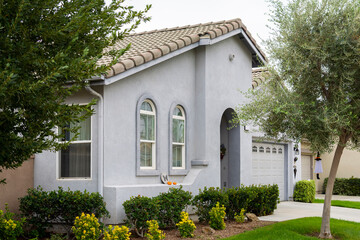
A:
[{"xmin": 252, "ymin": 142, "xmax": 286, "ymax": 200}]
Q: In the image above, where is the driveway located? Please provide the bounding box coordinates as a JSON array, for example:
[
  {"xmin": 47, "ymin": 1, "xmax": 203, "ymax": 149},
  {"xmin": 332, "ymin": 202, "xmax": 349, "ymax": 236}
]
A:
[{"xmin": 259, "ymin": 201, "xmax": 360, "ymax": 223}]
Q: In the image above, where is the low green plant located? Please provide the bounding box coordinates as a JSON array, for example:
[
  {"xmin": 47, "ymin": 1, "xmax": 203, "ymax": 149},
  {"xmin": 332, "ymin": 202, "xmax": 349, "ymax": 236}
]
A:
[
  {"xmin": 155, "ymin": 186, "xmax": 192, "ymax": 228},
  {"xmin": 19, "ymin": 186, "xmax": 109, "ymax": 237},
  {"xmin": 72, "ymin": 213, "xmax": 101, "ymax": 240},
  {"xmin": 209, "ymin": 202, "xmax": 226, "ymax": 230},
  {"xmin": 176, "ymin": 212, "xmax": 196, "ymax": 238},
  {"xmin": 145, "ymin": 220, "xmax": 165, "ymax": 240},
  {"xmin": 245, "ymin": 184, "xmax": 279, "ymax": 216},
  {"xmin": 323, "ymin": 177, "xmax": 360, "ymax": 196},
  {"xmin": 225, "ymin": 187, "xmax": 252, "ymax": 220},
  {"xmin": 0, "ymin": 204, "xmax": 26, "ymax": 240},
  {"xmin": 104, "ymin": 225, "xmax": 131, "ymax": 240},
  {"xmin": 49, "ymin": 234, "xmax": 66, "ymax": 240},
  {"xmin": 293, "ymin": 180, "xmax": 316, "ymax": 203},
  {"xmin": 234, "ymin": 208, "xmax": 246, "ymax": 223},
  {"xmin": 123, "ymin": 195, "xmax": 159, "ymax": 237},
  {"xmin": 192, "ymin": 187, "xmax": 228, "ymax": 222}
]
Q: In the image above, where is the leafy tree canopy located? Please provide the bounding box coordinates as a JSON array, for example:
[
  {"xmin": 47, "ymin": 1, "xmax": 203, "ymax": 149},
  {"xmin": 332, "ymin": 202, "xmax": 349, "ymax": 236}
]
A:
[{"xmin": 0, "ymin": 0, "xmax": 150, "ymax": 176}]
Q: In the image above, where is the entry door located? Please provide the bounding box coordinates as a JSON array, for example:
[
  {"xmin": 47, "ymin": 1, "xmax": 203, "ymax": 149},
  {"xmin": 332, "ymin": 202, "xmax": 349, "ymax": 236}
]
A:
[
  {"xmin": 252, "ymin": 142, "xmax": 286, "ymax": 200},
  {"xmin": 301, "ymin": 155, "xmax": 312, "ymax": 180}
]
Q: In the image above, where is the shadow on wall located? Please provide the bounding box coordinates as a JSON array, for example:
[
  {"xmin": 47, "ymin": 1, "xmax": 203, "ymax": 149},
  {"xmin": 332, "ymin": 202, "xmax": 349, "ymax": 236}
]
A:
[{"xmin": 0, "ymin": 156, "xmax": 34, "ymax": 213}]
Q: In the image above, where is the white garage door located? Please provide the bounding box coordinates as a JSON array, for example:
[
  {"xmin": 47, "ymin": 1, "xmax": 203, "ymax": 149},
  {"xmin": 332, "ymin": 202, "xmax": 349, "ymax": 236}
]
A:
[
  {"xmin": 252, "ymin": 142, "xmax": 286, "ymax": 200},
  {"xmin": 301, "ymin": 155, "xmax": 312, "ymax": 180}
]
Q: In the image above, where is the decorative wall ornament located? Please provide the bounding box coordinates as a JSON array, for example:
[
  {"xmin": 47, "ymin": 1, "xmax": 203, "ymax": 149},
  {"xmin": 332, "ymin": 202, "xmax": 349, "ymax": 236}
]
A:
[
  {"xmin": 220, "ymin": 144, "xmax": 227, "ymax": 160},
  {"xmin": 314, "ymin": 152, "xmax": 323, "ymax": 180}
]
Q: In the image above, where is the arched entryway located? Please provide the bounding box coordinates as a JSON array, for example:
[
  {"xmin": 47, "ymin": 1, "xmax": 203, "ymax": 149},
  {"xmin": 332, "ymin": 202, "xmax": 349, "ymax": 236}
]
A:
[{"xmin": 220, "ymin": 108, "xmax": 241, "ymax": 189}]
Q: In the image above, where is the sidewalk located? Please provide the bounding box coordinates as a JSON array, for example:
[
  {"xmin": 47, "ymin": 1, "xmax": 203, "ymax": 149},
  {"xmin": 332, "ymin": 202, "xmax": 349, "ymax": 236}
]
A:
[{"xmin": 259, "ymin": 201, "xmax": 360, "ymax": 223}]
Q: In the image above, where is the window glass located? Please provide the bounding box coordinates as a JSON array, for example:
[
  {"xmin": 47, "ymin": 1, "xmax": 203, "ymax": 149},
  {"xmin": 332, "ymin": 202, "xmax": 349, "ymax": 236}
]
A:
[
  {"xmin": 272, "ymin": 147, "xmax": 277, "ymax": 154},
  {"xmin": 140, "ymin": 114, "xmax": 154, "ymax": 140},
  {"xmin": 139, "ymin": 99, "xmax": 156, "ymax": 169},
  {"xmin": 252, "ymin": 146, "xmax": 258, "ymax": 152},
  {"xmin": 278, "ymin": 148, "xmax": 283, "ymax": 154},
  {"xmin": 172, "ymin": 145, "xmax": 183, "ymax": 167},
  {"xmin": 172, "ymin": 106, "xmax": 185, "ymax": 169},
  {"xmin": 172, "ymin": 118, "xmax": 184, "ymax": 143},
  {"xmin": 140, "ymin": 142, "xmax": 153, "ymax": 167},
  {"xmin": 259, "ymin": 147, "xmax": 264, "ymax": 153},
  {"xmin": 266, "ymin": 147, "xmax": 271, "ymax": 153}
]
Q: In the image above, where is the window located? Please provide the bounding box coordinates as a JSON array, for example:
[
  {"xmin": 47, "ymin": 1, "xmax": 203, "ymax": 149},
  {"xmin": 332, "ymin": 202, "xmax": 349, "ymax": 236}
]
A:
[
  {"xmin": 266, "ymin": 147, "xmax": 271, "ymax": 153},
  {"xmin": 252, "ymin": 146, "xmax": 258, "ymax": 152},
  {"xmin": 140, "ymin": 100, "xmax": 156, "ymax": 169},
  {"xmin": 172, "ymin": 106, "xmax": 185, "ymax": 169},
  {"xmin": 272, "ymin": 147, "xmax": 277, "ymax": 154},
  {"xmin": 259, "ymin": 146, "xmax": 264, "ymax": 153},
  {"xmin": 278, "ymin": 148, "xmax": 283, "ymax": 154},
  {"xmin": 60, "ymin": 112, "xmax": 91, "ymax": 178}
]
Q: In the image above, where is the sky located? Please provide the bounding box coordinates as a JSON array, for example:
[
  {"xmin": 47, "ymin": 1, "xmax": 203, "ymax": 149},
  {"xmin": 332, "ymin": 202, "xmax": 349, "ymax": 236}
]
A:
[{"xmin": 110, "ymin": 0, "xmax": 282, "ymax": 50}]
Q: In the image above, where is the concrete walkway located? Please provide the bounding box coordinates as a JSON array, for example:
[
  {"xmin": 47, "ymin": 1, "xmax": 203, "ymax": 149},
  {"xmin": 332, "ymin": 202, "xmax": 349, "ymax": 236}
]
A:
[
  {"xmin": 259, "ymin": 201, "xmax": 360, "ymax": 223},
  {"xmin": 316, "ymin": 194, "xmax": 360, "ymax": 202}
]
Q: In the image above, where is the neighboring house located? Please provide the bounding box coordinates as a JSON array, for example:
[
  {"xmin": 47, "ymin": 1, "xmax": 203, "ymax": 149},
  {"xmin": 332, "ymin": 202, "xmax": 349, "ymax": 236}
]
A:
[
  {"xmin": 301, "ymin": 141, "xmax": 360, "ymax": 192},
  {"xmin": 0, "ymin": 156, "xmax": 34, "ymax": 213},
  {"xmin": 35, "ymin": 19, "xmax": 298, "ymax": 223}
]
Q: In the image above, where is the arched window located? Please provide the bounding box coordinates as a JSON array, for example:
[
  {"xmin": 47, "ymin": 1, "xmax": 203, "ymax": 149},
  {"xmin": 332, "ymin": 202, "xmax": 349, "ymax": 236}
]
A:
[
  {"xmin": 140, "ymin": 99, "xmax": 156, "ymax": 169},
  {"xmin": 266, "ymin": 147, "xmax": 271, "ymax": 153},
  {"xmin": 278, "ymin": 148, "xmax": 283, "ymax": 154},
  {"xmin": 272, "ymin": 147, "xmax": 277, "ymax": 154},
  {"xmin": 259, "ymin": 146, "xmax": 264, "ymax": 153},
  {"xmin": 252, "ymin": 146, "xmax": 258, "ymax": 152},
  {"xmin": 172, "ymin": 106, "xmax": 185, "ymax": 169}
]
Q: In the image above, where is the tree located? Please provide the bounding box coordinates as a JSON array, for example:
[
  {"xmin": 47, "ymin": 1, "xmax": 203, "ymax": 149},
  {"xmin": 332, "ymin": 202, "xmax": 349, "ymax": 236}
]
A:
[
  {"xmin": 233, "ymin": 0, "xmax": 360, "ymax": 238},
  {"xmin": 0, "ymin": 0, "xmax": 150, "ymax": 182}
]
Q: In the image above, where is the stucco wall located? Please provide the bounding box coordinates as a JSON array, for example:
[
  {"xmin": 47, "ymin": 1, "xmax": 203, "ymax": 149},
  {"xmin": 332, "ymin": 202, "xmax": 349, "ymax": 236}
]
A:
[{"xmin": 0, "ymin": 157, "xmax": 34, "ymax": 213}]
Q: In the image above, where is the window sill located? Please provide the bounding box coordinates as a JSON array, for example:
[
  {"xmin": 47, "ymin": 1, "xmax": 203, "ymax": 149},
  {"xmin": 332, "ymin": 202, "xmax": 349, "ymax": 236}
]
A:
[{"xmin": 57, "ymin": 178, "xmax": 92, "ymax": 180}]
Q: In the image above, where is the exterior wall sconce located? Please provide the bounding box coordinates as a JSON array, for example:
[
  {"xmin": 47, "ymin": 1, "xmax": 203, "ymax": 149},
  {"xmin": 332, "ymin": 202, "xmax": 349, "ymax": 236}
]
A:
[
  {"xmin": 294, "ymin": 157, "xmax": 298, "ymax": 162},
  {"xmin": 293, "ymin": 164, "xmax": 297, "ymax": 178},
  {"xmin": 244, "ymin": 125, "xmax": 249, "ymax": 131},
  {"xmin": 229, "ymin": 54, "xmax": 235, "ymax": 61},
  {"xmin": 293, "ymin": 144, "xmax": 299, "ymax": 155}
]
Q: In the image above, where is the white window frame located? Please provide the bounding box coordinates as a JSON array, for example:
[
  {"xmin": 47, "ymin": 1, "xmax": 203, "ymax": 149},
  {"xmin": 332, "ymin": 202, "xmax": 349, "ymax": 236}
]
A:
[
  {"xmin": 172, "ymin": 106, "xmax": 186, "ymax": 170},
  {"xmin": 139, "ymin": 99, "xmax": 156, "ymax": 170},
  {"xmin": 58, "ymin": 106, "xmax": 92, "ymax": 180}
]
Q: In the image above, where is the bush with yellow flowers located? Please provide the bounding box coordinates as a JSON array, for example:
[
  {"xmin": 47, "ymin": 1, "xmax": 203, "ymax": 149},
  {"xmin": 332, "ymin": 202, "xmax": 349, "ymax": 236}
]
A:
[
  {"xmin": 72, "ymin": 213, "xmax": 101, "ymax": 240},
  {"xmin": 0, "ymin": 204, "xmax": 25, "ymax": 240},
  {"xmin": 234, "ymin": 208, "xmax": 246, "ymax": 223},
  {"xmin": 209, "ymin": 202, "xmax": 226, "ymax": 230},
  {"xmin": 176, "ymin": 212, "xmax": 196, "ymax": 238},
  {"xmin": 145, "ymin": 220, "xmax": 165, "ymax": 240},
  {"xmin": 104, "ymin": 225, "xmax": 131, "ymax": 240}
]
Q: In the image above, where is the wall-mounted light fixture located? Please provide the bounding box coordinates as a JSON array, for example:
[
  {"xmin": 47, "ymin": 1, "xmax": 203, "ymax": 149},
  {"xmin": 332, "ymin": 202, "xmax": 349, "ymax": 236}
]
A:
[
  {"xmin": 293, "ymin": 144, "xmax": 299, "ymax": 155},
  {"xmin": 229, "ymin": 54, "xmax": 235, "ymax": 61}
]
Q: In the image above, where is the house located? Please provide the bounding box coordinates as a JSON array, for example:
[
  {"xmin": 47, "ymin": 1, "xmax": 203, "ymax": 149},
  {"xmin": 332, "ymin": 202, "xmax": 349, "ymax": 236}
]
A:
[{"xmin": 34, "ymin": 19, "xmax": 298, "ymax": 223}]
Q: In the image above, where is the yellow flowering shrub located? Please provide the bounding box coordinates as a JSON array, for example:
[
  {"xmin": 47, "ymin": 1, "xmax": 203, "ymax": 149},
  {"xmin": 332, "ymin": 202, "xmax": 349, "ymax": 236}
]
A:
[
  {"xmin": 209, "ymin": 202, "xmax": 226, "ymax": 230},
  {"xmin": 145, "ymin": 220, "xmax": 165, "ymax": 240},
  {"xmin": 104, "ymin": 225, "xmax": 131, "ymax": 240},
  {"xmin": 0, "ymin": 204, "xmax": 25, "ymax": 240},
  {"xmin": 72, "ymin": 213, "xmax": 101, "ymax": 240},
  {"xmin": 176, "ymin": 212, "xmax": 196, "ymax": 238},
  {"xmin": 234, "ymin": 208, "xmax": 246, "ymax": 223}
]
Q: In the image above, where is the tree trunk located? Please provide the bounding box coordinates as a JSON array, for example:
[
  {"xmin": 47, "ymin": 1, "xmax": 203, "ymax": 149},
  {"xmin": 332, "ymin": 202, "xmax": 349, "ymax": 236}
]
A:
[{"xmin": 319, "ymin": 133, "xmax": 350, "ymax": 238}]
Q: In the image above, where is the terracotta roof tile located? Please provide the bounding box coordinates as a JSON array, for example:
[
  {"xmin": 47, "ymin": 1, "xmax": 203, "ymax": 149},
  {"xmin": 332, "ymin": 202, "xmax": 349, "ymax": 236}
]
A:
[
  {"xmin": 252, "ymin": 68, "xmax": 269, "ymax": 89},
  {"xmin": 101, "ymin": 18, "xmax": 266, "ymax": 78}
]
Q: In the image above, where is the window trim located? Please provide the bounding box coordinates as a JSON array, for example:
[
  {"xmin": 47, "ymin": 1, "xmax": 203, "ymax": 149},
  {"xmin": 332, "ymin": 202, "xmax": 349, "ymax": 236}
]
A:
[
  {"xmin": 169, "ymin": 102, "xmax": 189, "ymax": 176},
  {"xmin": 136, "ymin": 94, "xmax": 160, "ymax": 176},
  {"xmin": 57, "ymin": 104, "xmax": 93, "ymax": 180}
]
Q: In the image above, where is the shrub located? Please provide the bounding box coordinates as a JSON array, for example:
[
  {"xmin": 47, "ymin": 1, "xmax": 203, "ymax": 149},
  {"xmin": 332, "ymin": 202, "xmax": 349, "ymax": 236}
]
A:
[
  {"xmin": 104, "ymin": 225, "xmax": 131, "ymax": 240},
  {"xmin": 209, "ymin": 202, "xmax": 226, "ymax": 230},
  {"xmin": 72, "ymin": 213, "xmax": 101, "ymax": 240},
  {"xmin": 145, "ymin": 220, "xmax": 165, "ymax": 240},
  {"xmin": 123, "ymin": 195, "xmax": 159, "ymax": 237},
  {"xmin": 323, "ymin": 177, "xmax": 360, "ymax": 196},
  {"xmin": 293, "ymin": 180, "xmax": 316, "ymax": 203},
  {"xmin": 192, "ymin": 187, "xmax": 228, "ymax": 222},
  {"xmin": 176, "ymin": 212, "xmax": 196, "ymax": 238},
  {"xmin": 225, "ymin": 186, "xmax": 252, "ymax": 220},
  {"xmin": 234, "ymin": 208, "xmax": 246, "ymax": 223},
  {"xmin": 19, "ymin": 186, "xmax": 109, "ymax": 237},
  {"xmin": 0, "ymin": 204, "xmax": 25, "ymax": 240},
  {"xmin": 155, "ymin": 186, "xmax": 192, "ymax": 228},
  {"xmin": 245, "ymin": 184, "xmax": 279, "ymax": 216}
]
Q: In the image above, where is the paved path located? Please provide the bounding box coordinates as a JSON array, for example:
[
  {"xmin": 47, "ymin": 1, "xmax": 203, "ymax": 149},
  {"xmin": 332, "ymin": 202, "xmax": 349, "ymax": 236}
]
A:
[{"xmin": 259, "ymin": 201, "xmax": 360, "ymax": 223}]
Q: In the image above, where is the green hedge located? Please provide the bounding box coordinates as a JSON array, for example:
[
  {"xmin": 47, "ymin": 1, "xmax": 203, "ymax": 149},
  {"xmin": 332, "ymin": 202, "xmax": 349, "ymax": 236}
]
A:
[
  {"xmin": 323, "ymin": 177, "xmax": 360, "ymax": 196},
  {"xmin": 293, "ymin": 180, "xmax": 316, "ymax": 203},
  {"xmin": 19, "ymin": 186, "xmax": 109, "ymax": 237},
  {"xmin": 192, "ymin": 185, "xmax": 279, "ymax": 222}
]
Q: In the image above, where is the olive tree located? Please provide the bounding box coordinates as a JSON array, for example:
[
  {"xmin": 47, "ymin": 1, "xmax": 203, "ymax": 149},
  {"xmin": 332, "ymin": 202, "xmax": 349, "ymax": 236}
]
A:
[
  {"xmin": 233, "ymin": 0, "xmax": 360, "ymax": 238},
  {"xmin": 0, "ymin": 0, "xmax": 150, "ymax": 182}
]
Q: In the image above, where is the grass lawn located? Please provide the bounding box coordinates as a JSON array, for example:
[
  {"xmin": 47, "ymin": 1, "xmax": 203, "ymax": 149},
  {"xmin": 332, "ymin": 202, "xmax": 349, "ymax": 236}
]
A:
[
  {"xmin": 313, "ymin": 199, "xmax": 360, "ymax": 210},
  {"xmin": 224, "ymin": 217, "xmax": 360, "ymax": 240}
]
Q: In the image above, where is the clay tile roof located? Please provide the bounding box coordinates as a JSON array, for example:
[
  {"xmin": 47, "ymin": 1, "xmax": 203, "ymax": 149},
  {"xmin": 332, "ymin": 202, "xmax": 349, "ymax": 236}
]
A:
[
  {"xmin": 252, "ymin": 68, "xmax": 269, "ymax": 89},
  {"xmin": 99, "ymin": 18, "xmax": 266, "ymax": 78}
]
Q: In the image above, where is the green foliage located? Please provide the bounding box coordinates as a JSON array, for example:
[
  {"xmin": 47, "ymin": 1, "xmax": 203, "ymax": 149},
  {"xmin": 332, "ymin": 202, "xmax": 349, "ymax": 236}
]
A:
[
  {"xmin": 49, "ymin": 234, "xmax": 66, "ymax": 240},
  {"xmin": 176, "ymin": 212, "xmax": 196, "ymax": 238},
  {"xmin": 192, "ymin": 187, "xmax": 229, "ymax": 222},
  {"xmin": 245, "ymin": 185, "xmax": 279, "ymax": 216},
  {"xmin": 123, "ymin": 195, "xmax": 159, "ymax": 237},
  {"xmin": 19, "ymin": 186, "xmax": 109, "ymax": 237},
  {"xmin": 155, "ymin": 186, "xmax": 192, "ymax": 228},
  {"xmin": 72, "ymin": 213, "xmax": 101, "ymax": 240},
  {"xmin": 0, "ymin": 204, "xmax": 25, "ymax": 240},
  {"xmin": 0, "ymin": 0, "xmax": 150, "ymax": 175},
  {"xmin": 104, "ymin": 225, "xmax": 131, "ymax": 240},
  {"xmin": 294, "ymin": 180, "xmax": 316, "ymax": 203},
  {"xmin": 323, "ymin": 177, "xmax": 360, "ymax": 196},
  {"xmin": 209, "ymin": 202, "xmax": 226, "ymax": 230},
  {"xmin": 145, "ymin": 220, "xmax": 165, "ymax": 240},
  {"xmin": 225, "ymin": 186, "xmax": 252, "ymax": 220},
  {"xmin": 234, "ymin": 209, "xmax": 246, "ymax": 223}
]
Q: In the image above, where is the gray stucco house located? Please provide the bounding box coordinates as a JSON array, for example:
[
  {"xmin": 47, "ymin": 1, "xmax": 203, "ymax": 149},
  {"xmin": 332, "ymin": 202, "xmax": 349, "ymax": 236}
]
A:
[{"xmin": 35, "ymin": 19, "xmax": 298, "ymax": 223}]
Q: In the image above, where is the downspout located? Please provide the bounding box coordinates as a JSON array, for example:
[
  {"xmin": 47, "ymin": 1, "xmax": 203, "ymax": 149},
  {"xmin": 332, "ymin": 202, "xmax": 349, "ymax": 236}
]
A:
[{"xmin": 85, "ymin": 84, "xmax": 104, "ymax": 196}]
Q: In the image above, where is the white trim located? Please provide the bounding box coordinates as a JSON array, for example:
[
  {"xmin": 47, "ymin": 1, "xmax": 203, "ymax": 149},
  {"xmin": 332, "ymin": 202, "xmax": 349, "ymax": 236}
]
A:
[{"xmin": 171, "ymin": 106, "xmax": 186, "ymax": 170}]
